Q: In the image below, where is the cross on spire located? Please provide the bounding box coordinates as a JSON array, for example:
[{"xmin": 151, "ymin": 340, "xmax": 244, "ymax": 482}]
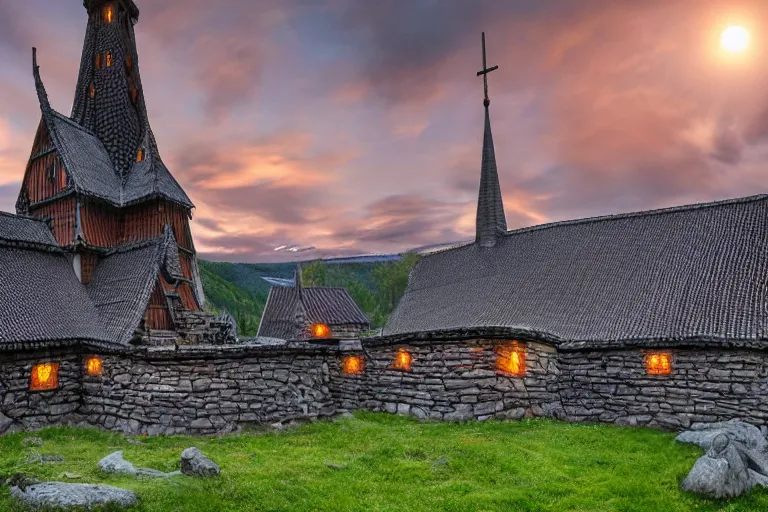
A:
[{"xmin": 476, "ymin": 32, "xmax": 498, "ymax": 107}]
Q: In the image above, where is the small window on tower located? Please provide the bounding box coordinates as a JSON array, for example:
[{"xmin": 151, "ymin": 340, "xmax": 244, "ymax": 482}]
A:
[
  {"xmin": 89, "ymin": 83, "xmax": 96, "ymax": 98},
  {"xmin": 47, "ymin": 160, "xmax": 57, "ymax": 182},
  {"xmin": 94, "ymin": 53, "xmax": 101, "ymax": 69},
  {"xmin": 125, "ymin": 53, "xmax": 133, "ymax": 71},
  {"xmin": 136, "ymin": 147, "xmax": 145, "ymax": 162},
  {"xmin": 105, "ymin": 51, "xmax": 112, "ymax": 68},
  {"xmin": 130, "ymin": 86, "xmax": 138, "ymax": 103},
  {"xmin": 103, "ymin": 5, "xmax": 114, "ymax": 23}
]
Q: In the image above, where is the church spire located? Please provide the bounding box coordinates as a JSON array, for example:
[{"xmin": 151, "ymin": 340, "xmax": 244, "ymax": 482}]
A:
[
  {"xmin": 475, "ymin": 32, "xmax": 507, "ymax": 248},
  {"xmin": 71, "ymin": 0, "xmax": 145, "ymax": 177}
]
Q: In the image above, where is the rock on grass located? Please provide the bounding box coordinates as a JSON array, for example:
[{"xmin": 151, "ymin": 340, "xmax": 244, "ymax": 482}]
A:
[{"xmin": 11, "ymin": 482, "xmax": 137, "ymax": 509}]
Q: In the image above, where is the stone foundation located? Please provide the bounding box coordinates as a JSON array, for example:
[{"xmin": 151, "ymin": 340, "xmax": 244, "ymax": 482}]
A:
[{"xmin": 3, "ymin": 339, "xmax": 768, "ymax": 435}]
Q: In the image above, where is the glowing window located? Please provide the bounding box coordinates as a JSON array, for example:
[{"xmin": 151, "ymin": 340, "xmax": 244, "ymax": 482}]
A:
[
  {"xmin": 496, "ymin": 342, "xmax": 526, "ymax": 377},
  {"xmin": 311, "ymin": 323, "xmax": 332, "ymax": 339},
  {"xmin": 136, "ymin": 147, "xmax": 145, "ymax": 162},
  {"xmin": 89, "ymin": 83, "xmax": 96, "ymax": 98},
  {"xmin": 103, "ymin": 5, "xmax": 114, "ymax": 23},
  {"xmin": 30, "ymin": 363, "xmax": 59, "ymax": 391},
  {"xmin": 391, "ymin": 349, "xmax": 412, "ymax": 371},
  {"xmin": 105, "ymin": 51, "xmax": 112, "ymax": 68},
  {"xmin": 125, "ymin": 53, "xmax": 132, "ymax": 71},
  {"xmin": 130, "ymin": 86, "xmax": 138, "ymax": 103},
  {"xmin": 94, "ymin": 53, "xmax": 101, "ymax": 69},
  {"xmin": 85, "ymin": 356, "xmax": 103, "ymax": 376},
  {"xmin": 646, "ymin": 352, "xmax": 672, "ymax": 375},
  {"xmin": 341, "ymin": 355, "xmax": 364, "ymax": 375}
]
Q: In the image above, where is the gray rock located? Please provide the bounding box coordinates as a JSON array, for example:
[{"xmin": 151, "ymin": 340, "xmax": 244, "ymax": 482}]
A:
[
  {"xmin": 678, "ymin": 421, "xmax": 768, "ymax": 498},
  {"xmin": 676, "ymin": 420, "xmax": 767, "ymax": 452},
  {"xmin": 681, "ymin": 434, "xmax": 752, "ymax": 499},
  {"xmin": 0, "ymin": 411, "xmax": 12, "ymax": 433},
  {"xmin": 323, "ymin": 460, "xmax": 349, "ymax": 470},
  {"xmin": 22, "ymin": 437, "xmax": 43, "ymax": 447},
  {"xmin": 10, "ymin": 482, "xmax": 137, "ymax": 509},
  {"xmin": 98, "ymin": 451, "xmax": 137, "ymax": 475},
  {"xmin": 180, "ymin": 447, "xmax": 220, "ymax": 477},
  {"xmin": 98, "ymin": 450, "xmax": 179, "ymax": 478}
]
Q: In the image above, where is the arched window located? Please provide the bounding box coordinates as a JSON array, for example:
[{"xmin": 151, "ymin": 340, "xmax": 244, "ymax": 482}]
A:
[
  {"xmin": 94, "ymin": 53, "xmax": 101, "ymax": 69},
  {"xmin": 103, "ymin": 5, "xmax": 114, "ymax": 23},
  {"xmin": 89, "ymin": 83, "xmax": 96, "ymax": 98},
  {"xmin": 125, "ymin": 53, "xmax": 132, "ymax": 71},
  {"xmin": 105, "ymin": 51, "xmax": 112, "ymax": 68},
  {"xmin": 130, "ymin": 85, "xmax": 138, "ymax": 103},
  {"xmin": 136, "ymin": 147, "xmax": 145, "ymax": 162}
]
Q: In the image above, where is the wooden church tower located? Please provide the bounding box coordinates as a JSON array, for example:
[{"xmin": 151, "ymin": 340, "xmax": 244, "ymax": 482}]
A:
[{"xmin": 16, "ymin": 0, "xmax": 208, "ymax": 337}]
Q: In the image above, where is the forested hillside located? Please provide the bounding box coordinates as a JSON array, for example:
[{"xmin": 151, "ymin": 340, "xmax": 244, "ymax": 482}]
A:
[{"xmin": 199, "ymin": 254, "xmax": 420, "ymax": 337}]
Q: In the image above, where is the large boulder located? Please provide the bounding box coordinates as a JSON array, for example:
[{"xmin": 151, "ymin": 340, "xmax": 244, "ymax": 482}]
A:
[
  {"xmin": 180, "ymin": 447, "xmax": 220, "ymax": 477},
  {"xmin": 681, "ymin": 434, "xmax": 752, "ymax": 499},
  {"xmin": 678, "ymin": 420, "xmax": 768, "ymax": 498},
  {"xmin": 10, "ymin": 482, "xmax": 137, "ymax": 510}
]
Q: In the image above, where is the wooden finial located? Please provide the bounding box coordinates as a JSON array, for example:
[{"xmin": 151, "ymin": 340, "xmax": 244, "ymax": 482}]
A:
[{"xmin": 476, "ymin": 32, "xmax": 498, "ymax": 107}]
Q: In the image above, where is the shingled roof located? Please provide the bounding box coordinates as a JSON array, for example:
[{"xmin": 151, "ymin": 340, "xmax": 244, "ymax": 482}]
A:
[
  {"xmin": 384, "ymin": 194, "xmax": 768, "ymax": 346},
  {"xmin": 0, "ymin": 212, "xmax": 183, "ymax": 346},
  {"xmin": 0, "ymin": 213, "xmax": 110, "ymax": 344},
  {"xmin": 27, "ymin": 42, "xmax": 193, "ymax": 209},
  {"xmin": 87, "ymin": 227, "xmax": 184, "ymax": 344},
  {"xmin": 258, "ymin": 286, "xmax": 370, "ymax": 340}
]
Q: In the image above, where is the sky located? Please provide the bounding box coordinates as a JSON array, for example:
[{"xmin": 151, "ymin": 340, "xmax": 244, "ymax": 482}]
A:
[{"xmin": 1, "ymin": 0, "xmax": 768, "ymax": 262}]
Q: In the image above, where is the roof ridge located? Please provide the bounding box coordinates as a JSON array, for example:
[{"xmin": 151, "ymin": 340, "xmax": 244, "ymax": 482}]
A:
[
  {"xmin": 49, "ymin": 109, "xmax": 100, "ymax": 138},
  {"xmin": 502, "ymin": 193, "xmax": 768, "ymax": 239},
  {"xmin": 102, "ymin": 235, "xmax": 163, "ymax": 256},
  {"xmin": 0, "ymin": 210, "xmax": 50, "ymax": 224}
]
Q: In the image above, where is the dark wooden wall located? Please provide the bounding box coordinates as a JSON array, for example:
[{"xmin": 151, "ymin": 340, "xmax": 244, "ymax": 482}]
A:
[{"xmin": 21, "ymin": 120, "xmax": 68, "ymax": 204}]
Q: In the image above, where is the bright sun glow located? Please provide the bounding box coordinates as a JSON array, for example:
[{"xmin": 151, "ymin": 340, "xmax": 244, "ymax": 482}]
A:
[{"xmin": 721, "ymin": 26, "xmax": 750, "ymax": 53}]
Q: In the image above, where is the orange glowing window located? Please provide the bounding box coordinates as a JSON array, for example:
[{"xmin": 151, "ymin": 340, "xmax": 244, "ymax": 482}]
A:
[
  {"xmin": 85, "ymin": 356, "xmax": 103, "ymax": 376},
  {"xmin": 646, "ymin": 352, "xmax": 672, "ymax": 375},
  {"xmin": 391, "ymin": 349, "xmax": 412, "ymax": 371},
  {"xmin": 95, "ymin": 53, "xmax": 101, "ymax": 69},
  {"xmin": 311, "ymin": 323, "xmax": 332, "ymax": 339},
  {"xmin": 130, "ymin": 86, "xmax": 138, "ymax": 103},
  {"xmin": 125, "ymin": 53, "xmax": 132, "ymax": 71},
  {"xmin": 342, "ymin": 355, "xmax": 364, "ymax": 375},
  {"xmin": 105, "ymin": 51, "xmax": 112, "ymax": 68},
  {"xmin": 103, "ymin": 5, "xmax": 114, "ymax": 23},
  {"xmin": 136, "ymin": 147, "xmax": 145, "ymax": 162},
  {"xmin": 89, "ymin": 83, "xmax": 96, "ymax": 98},
  {"xmin": 30, "ymin": 363, "xmax": 59, "ymax": 391},
  {"xmin": 496, "ymin": 342, "xmax": 526, "ymax": 377}
]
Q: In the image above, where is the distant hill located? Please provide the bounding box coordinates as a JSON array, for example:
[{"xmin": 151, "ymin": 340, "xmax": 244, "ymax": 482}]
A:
[{"xmin": 199, "ymin": 254, "xmax": 422, "ymax": 337}]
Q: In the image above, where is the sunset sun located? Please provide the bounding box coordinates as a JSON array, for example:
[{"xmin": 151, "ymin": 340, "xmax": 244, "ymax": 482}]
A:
[{"xmin": 720, "ymin": 25, "xmax": 750, "ymax": 53}]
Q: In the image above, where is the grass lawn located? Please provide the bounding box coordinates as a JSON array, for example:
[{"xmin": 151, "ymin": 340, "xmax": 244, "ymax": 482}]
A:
[{"xmin": 1, "ymin": 412, "xmax": 766, "ymax": 511}]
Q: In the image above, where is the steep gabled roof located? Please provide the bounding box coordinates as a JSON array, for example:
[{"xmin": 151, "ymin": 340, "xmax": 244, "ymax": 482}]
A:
[
  {"xmin": 0, "ymin": 213, "xmax": 109, "ymax": 344},
  {"xmin": 87, "ymin": 227, "xmax": 183, "ymax": 344},
  {"xmin": 28, "ymin": 48, "xmax": 193, "ymax": 209},
  {"xmin": 384, "ymin": 194, "xmax": 768, "ymax": 346},
  {"xmin": 258, "ymin": 286, "xmax": 370, "ymax": 340}
]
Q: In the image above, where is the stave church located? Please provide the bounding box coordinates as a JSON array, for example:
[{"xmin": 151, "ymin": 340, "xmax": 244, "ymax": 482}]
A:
[{"xmin": 1, "ymin": 0, "xmax": 768, "ymax": 436}]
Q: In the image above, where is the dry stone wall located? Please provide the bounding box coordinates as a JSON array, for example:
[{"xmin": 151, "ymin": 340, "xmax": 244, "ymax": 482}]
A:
[
  {"xmin": 0, "ymin": 348, "xmax": 83, "ymax": 434},
  {"xmin": 333, "ymin": 339, "xmax": 563, "ymax": 421},
  {"xmin": 80, "ymin": 345, "xmax": 337, "ymax": 435},
  {"xmin": 4, "ymin": 340, "xmax": 768, "ymax": 435},
  {"xmin": 558, "ymin": 348, "xmax": 768, "ymax": 429}
]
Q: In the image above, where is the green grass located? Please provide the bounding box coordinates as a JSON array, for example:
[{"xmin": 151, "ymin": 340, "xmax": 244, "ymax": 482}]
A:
[{"xmin": 1, "ymin": 412, "xmax": 765, "ymax": 511}]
